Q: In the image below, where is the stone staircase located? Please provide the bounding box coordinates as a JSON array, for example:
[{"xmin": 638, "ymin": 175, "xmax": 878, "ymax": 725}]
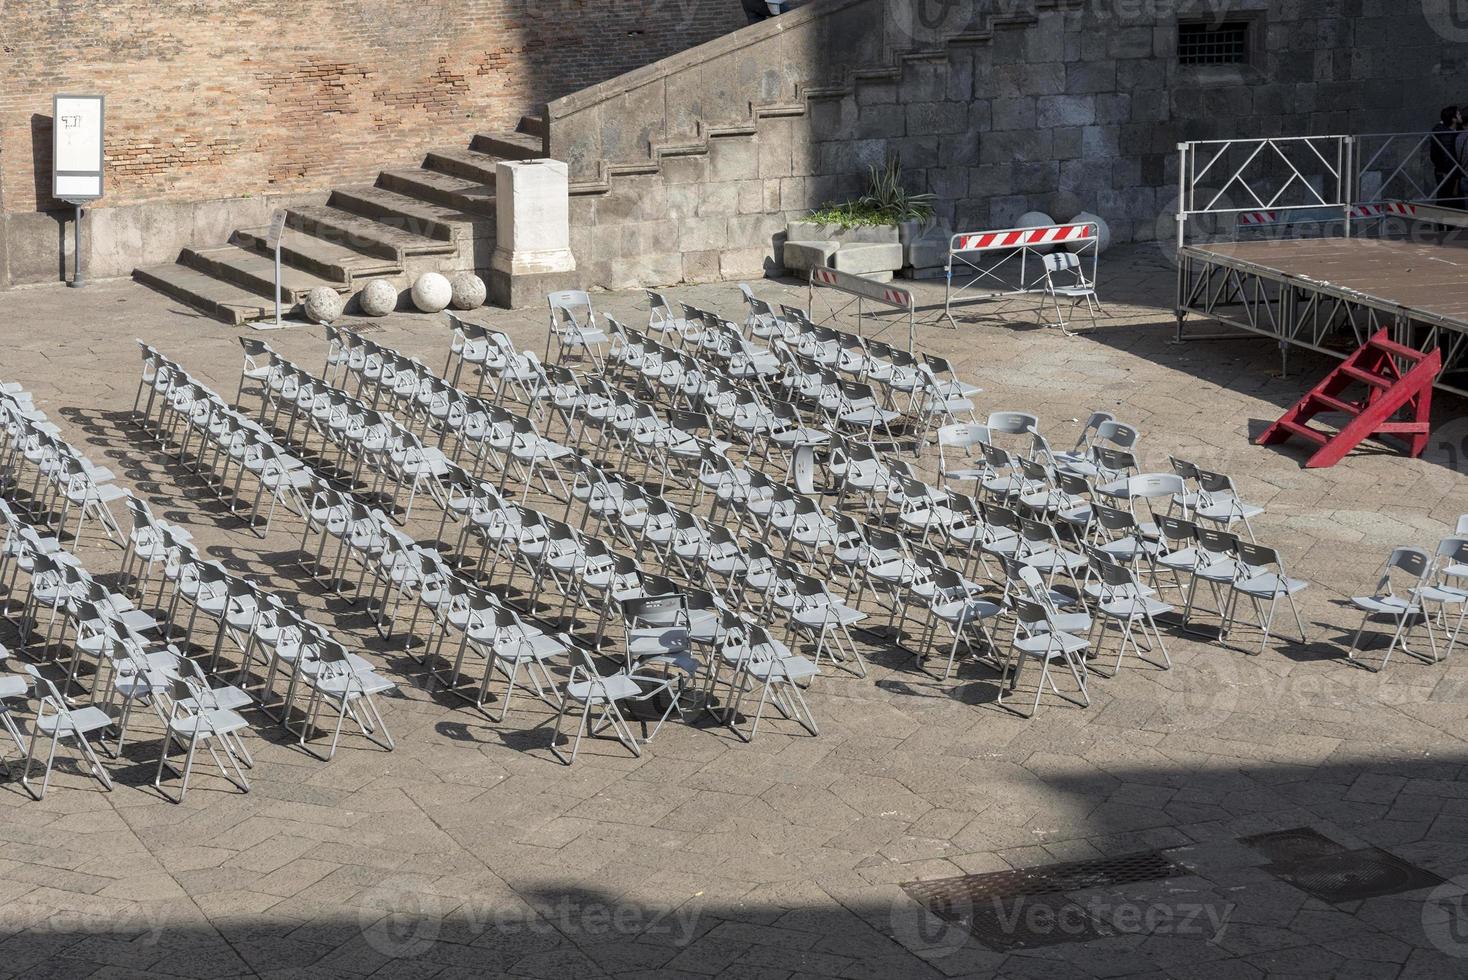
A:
[{"xmin": 133, "ymin": 119, "xmax": 546, "ymax": 324}]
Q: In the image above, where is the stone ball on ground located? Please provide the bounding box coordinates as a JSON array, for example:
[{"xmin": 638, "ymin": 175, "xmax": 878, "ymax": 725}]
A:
[
  {"xmin": 1066, "ymin": 211, "xmax": 1112, "ymax": 254},
  {"xmin": 411, "ymin": 272, "xmax": 452, "ymax": 313},
  {"xmin": 358, "ymin": 278, "xmax": 398, "ymax": 317},
  {"xmin": 449, "ymin": 272, "xmax": 487, "ymax": 310},
  {"xmin": 303, "ymin": 287, "xmax": 344, "ymax": 324}
]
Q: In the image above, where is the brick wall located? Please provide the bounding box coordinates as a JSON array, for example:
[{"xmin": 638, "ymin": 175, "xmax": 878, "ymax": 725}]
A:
[{"xmin": 0, "ymin": 0, "xmax": 747, "ymax": 215}]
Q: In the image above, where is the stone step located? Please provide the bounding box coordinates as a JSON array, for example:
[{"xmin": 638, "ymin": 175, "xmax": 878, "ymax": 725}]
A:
[
  {"xmin": 180, "ymin": 243, "xmax": 349, "ymax": 304},
  {"xmin": 329, "ymin": 186, "xmax": 491, "ymax": 248},
  {"xmin": 232, "ymin": 227, "xmax": 400, "ymax": 283},
  {"xmin": 470, "ymin": 131, "xmax": 542, "ymax": 160},
  {"xmin": 422, "ymin": 147, "xmax": 505, "ymax": 185},
  {"xmin": 378, "ymin": 168, "xmax": 496, "ymax": 217},
  {"xmin": 132, "ymin": 263, "xmax": 272, "ymax": 325},
  {"xmin": 286, "ymin": 205, "xmax": 457, "ymax": 263},
  {"xmin": 518, "ymin": 114, "xmax": 547, "ymax": 140}
]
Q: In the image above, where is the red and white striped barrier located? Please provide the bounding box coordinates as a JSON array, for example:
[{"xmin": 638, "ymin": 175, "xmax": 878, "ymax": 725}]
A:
[
  {"xmin": 953, "ymin": 222, "xmax": 1097, "ymax": 252},
  {"xmin": 1239, "ymin": 211, "xmax": 1280, "ymax": 226},
  {"xmin": 809, "ymin": 267, "xmax": 912, "ymax": 309},
  {"xmin": 1350, "ymin": 202, "xmax": 1418, "ymax": 219}
]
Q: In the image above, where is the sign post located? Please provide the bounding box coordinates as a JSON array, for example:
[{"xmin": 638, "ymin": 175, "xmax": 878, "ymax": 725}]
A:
[
  {"xmin": 266, "ymin": 209, "xmax": 288, "ymax": 329},
  {"xmin": 52, "ymin": 94, "xmax": 105, "ymax": 288}
]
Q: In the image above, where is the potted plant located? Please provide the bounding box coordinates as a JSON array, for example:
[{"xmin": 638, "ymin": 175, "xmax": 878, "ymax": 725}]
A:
[{"xmin": 789, "ymin": 155, "xmax": 936, "ymax": 245}]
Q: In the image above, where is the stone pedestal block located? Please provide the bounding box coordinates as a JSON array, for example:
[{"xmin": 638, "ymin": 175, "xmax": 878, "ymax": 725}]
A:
[{"xmin": 490, "ymin": 159, "xmax": 577, "ymax": 308}]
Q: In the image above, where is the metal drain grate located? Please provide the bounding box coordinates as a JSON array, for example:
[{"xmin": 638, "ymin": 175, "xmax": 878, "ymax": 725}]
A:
[
  {"xmin": 902, "ymin": 850, "xmax": 1181, "ymax": 949},
  {"xmin": 1240, "ymin": 826, "xmax": 1350, "ymax": 865},
  {"xmin": 1268, "ymin": 847, "xmax": 1444, "ymax": 904}
]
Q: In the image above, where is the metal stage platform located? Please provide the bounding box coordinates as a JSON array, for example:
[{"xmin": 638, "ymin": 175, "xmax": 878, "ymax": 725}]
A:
[
  {"xmin": 1173, "ymin": 133, "xmax": 1468, "ymax": 399},
  {"xmin": 1177, "ymin": 237, "xmax": 1468, "ymax": 398}
]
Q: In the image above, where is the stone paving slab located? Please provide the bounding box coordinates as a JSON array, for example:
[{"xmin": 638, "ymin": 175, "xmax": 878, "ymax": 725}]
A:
[{"xmin": 0, "ymin": 248, "xmax": 1464, "ymax": 977}]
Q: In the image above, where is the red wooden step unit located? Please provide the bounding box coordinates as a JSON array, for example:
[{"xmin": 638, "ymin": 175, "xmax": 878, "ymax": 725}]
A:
[{"xmin": 1256, "ymin": 329, "xmax": 1440, "ymax": 468}]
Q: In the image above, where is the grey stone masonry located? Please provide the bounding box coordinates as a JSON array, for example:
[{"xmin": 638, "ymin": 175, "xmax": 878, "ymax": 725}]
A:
[{"xmin": 551, "ymin": 0, "xmax": 1467, "ymax": 290}]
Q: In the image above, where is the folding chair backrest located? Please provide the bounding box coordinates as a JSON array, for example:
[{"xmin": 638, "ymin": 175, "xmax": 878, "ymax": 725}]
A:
[
  {"xmin": 1456, "ymin": 515, "xmax": 1468, "ymax": 536},
  {"xmin": 1169, "ymin": 455, "xmax": 1200, "ymax": 482},
  {"xmin": 1158, "ymin": 515, "xmax": 1197, "ymax": 546},
  {"xmin": 1097, "ymin": 421, "xmax": 1140, "ymax": 451},
  {"xmin": 1195, "ymin": 527, "xmax": 1239, "ymax": 559},
  {"xmin": 623, "ymin": 595, "xmax": 687, "ymax": 630},
  {"xmin": 1043, "ymin": 252, "xmax": 1081, "ymax": 274},
  {"xmin": 937, "ymin": 423, "xmax": 990, "ymax": 452},
  {"xmin": 1092, "ymin": 502, "xmax": 1134, "ymax": 533},
  {"xmin": 986, "ymin": 411, "xmax": 1037, "ymax": 437},
  {"xmin": 1234, "ymin": 541, "xmax": 1282, "ymax": 572},
  {"xmin": 1384, "ymin": 546, "xmax": 1431, "ymax": 585}
]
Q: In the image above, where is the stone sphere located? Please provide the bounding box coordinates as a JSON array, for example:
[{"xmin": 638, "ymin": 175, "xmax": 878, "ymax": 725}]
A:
[
  {"xmin": 1066, "ymin": 211, "xmax": 1112, "ymax": 254},
  {"xmin": 411, "ymin": 272, "xmax": 452, "ymax": 313},
  {"xmin": 1016, "ymin": 210, "xmax": 1057, "ymax": 254},
  {"xmin": 449, "ymin": 272, "xmax": 487, "ymax": 310},
  {"xmin": 358, "ymin": 278, "xmax": 398, "ymax": 317},
  {"xmin": 303, "ymin": 287, "xmax": 344, "ymax": 324}
]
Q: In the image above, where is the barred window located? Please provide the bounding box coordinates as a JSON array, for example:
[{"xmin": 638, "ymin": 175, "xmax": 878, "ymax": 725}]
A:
[{"xmin": 1178, "ymin": 21, "xmax": 1250, "ymax": 66}]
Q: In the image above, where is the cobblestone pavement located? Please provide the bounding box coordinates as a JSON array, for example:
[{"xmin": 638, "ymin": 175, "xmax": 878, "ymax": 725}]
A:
[{"xmin": 0, "ymin": 247, "xmax": 1465, "ymax": 980}]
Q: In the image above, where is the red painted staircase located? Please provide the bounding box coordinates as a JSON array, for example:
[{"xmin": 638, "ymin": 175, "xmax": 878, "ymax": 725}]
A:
[{"xmin": 1256, "ymin": 329, "xmax": 1441, "ymax": 468}]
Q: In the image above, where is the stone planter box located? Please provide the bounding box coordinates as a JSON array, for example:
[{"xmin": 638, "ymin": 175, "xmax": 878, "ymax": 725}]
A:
[{"xmin": 787, "ymin": 220, "xmax": 900, "ymax": 245}]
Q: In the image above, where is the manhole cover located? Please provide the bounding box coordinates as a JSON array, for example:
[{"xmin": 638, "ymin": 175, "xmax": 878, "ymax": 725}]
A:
[
  {"xmin": 902, "ymin": 850, "xmax": 1180, "ymax": 949},
  {"xmin": 1269, "ymin": 847, "xmax": 1444, "ymax": 904},
  {"xmin": 1240, "ymin": 826, "xmax": 1349, "ymax": 864}
]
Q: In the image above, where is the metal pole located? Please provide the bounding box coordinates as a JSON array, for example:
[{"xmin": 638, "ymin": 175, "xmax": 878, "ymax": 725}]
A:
[
  {"xmin": 1174, "ymin": 143, "xmax": 1189, "ymax": 342},
  {"xmin": 274, "ymin": 240, "xmax": 283, "ymax": 327},
  {"xmin": 68, "ymin": 205, "xmax": 86, "ymax": 288},
  {"xmin": 1342, "ymin": 136, "xmax": 1353, "ymax": 240}
]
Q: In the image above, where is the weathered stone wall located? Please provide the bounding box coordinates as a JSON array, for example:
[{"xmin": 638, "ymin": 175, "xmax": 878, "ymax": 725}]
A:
[
  {"xmin": 0, "ymin": 0, "xmax": 747, "ymax": 288},
  {"xmin": 556, "ymin": 0, "xmax": 1468, "ymax": 290}
]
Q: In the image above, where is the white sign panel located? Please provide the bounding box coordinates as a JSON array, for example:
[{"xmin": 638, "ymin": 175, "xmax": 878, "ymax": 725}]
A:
[
  {"xmin": 53, "ymin": 94, "xmax": 105, "ymax": 202},
  {"xmin": 266, "ymin": 209, "xmax": 288, "ymax": 250}
]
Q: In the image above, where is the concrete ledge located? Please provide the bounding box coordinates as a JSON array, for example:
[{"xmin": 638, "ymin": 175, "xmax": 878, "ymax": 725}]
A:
[
  {"xmin": 783, "ymin": 240, "xmax": 840, "ymax": 272},
  {"xmin": 831, "ymin": 241, "xmax": 903, "ymax": 275}
]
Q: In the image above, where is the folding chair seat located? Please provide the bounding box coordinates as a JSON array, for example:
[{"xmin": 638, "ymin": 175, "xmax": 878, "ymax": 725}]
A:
[
  {"xmin": 895, "ymin": 477, "xmax": 959, "ymax": 543},
  {"xmin": 920, "ymin": 564, "xmax": 1003, "ymax": 680},
  {"xmin": 834, "ymin": 380, "xmax": 900, "ymax": 446},
  {"xmin": 547, "ymin": 290, "xmax": 608, "ymax": 369},
  {"xmin": 1016, "ymin": 516, "xmax": 1086, "ymax": 595},
  {"xmin": 1091, "ymin": 503, "xmax": 1163, "ymax": 569},
  {"xmin": 784, "ymin": 573, "xmax": 868, "ymax": 677},
  {"xmin": 1040, "ymin": 251, "xmax": 1101, "ymax": 335},
  {"xmin": 1000, "ymin": 599, "xmax": 1090, "ymax": 717},
  {"xmin": 720, "ymin": 619, "xmax": 819, "ymax": 741},
  {"xmin": 935, "ymin": 422, "xmax": 992, "ymax": 493},
  {"xmin": 1052, "ymin": 411, "xmax": 1114, "ymax": 474},
  {"xmin": 1223, "ymin": 541, "xmax": 1310, "ymax": 655},
  {"xmin": 1347, "ymin": 547, "xmax": 1437, "ymax": 671},
  {"xmin": 17, "ymin": 666, "xmax": 114, "ymax": 799},
  {"xmin": 154, "ymin": 676, "xmax": 252, "ymax": 803},
  {"xmin": 295, "ymin": 639, "xmax": 395, "ymax": 760},
  {"xmin": 550, "ymin": 648, "xmax": 645, "ymax": 765},
  {"xmin": 454, "ymin": 605, "xmax": 567, "ymax": 721},
  {"xmin": 1417, "ymin": 537, "xmax": 1468, "ymax": 658},
  {"xmin": 1193, "ymin": 469, "xmax": 1263, "ymax": 541},
  {"xmin": 1088, "ymin": 560, "xmax": 1173, "ymax": 675}
]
